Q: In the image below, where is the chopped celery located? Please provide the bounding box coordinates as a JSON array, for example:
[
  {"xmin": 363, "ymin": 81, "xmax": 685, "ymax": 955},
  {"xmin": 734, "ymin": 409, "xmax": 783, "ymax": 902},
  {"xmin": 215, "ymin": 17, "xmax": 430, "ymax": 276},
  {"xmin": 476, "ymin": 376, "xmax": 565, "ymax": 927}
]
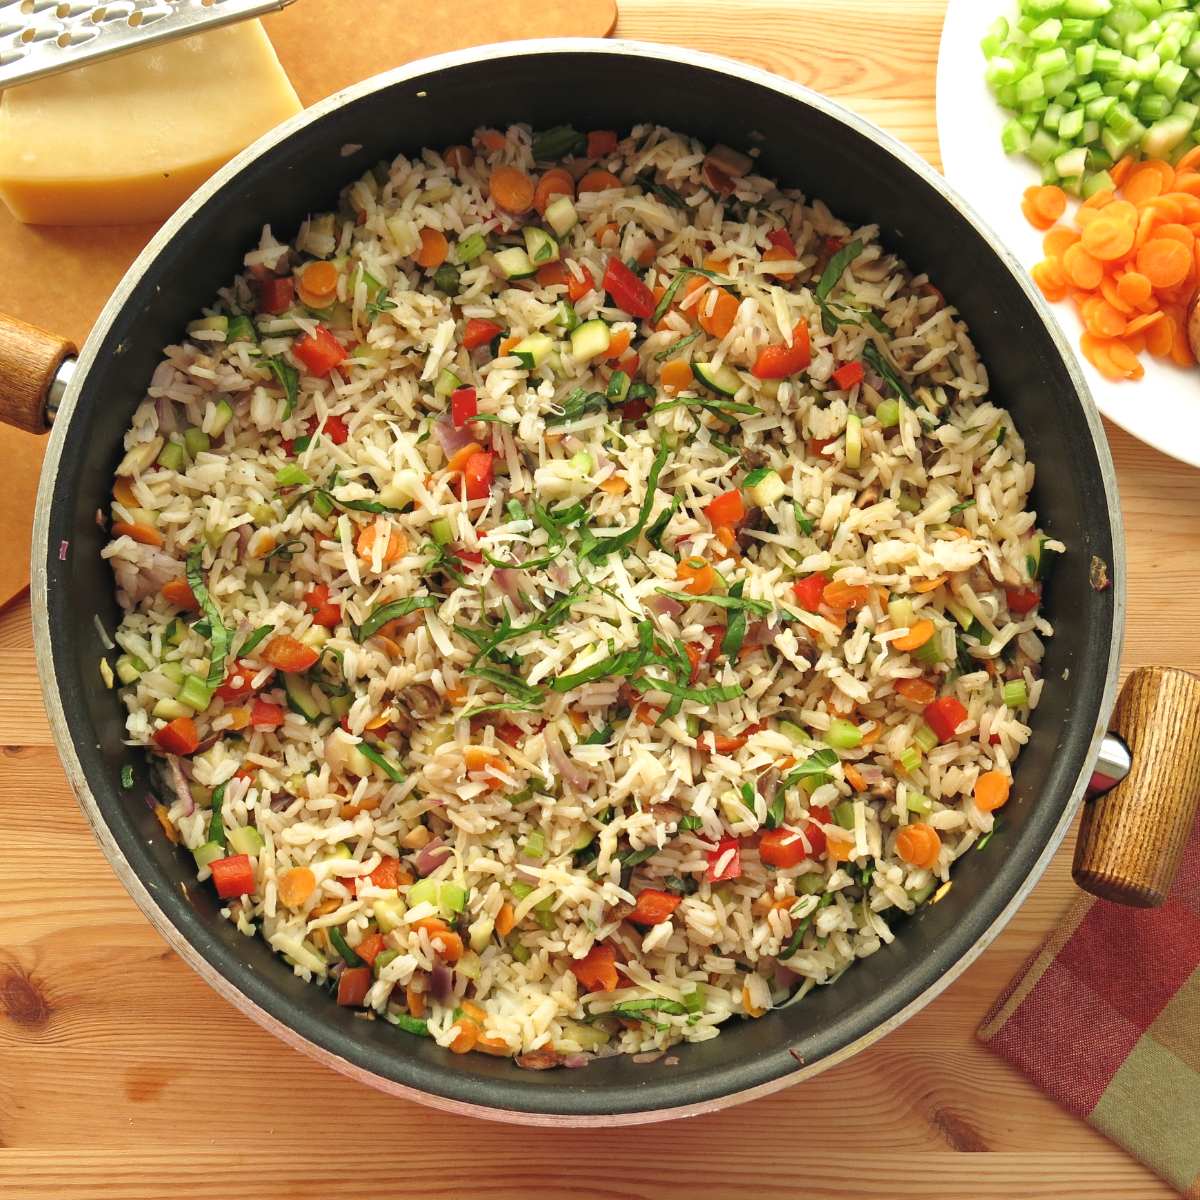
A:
[
  {"xmin": 914, "ymin": 723, "xmax": 939, "ymax": 753},
  {"xmin": 157, "ymin": 439, "xmax": 186, "ymax": 472},
  {"xmin": 177, "ymin": 673, "xmax": 214, "ymax": 712},
  {"xmin": 227, "ymin": 825, "xmax": 264, "ymax": 854},
  {"xmin": 906, "ymin": 791, "xmax": 933, "ymax": 814},
  {"xmin": 824, "ymin": 718, "xmax": 862, "ymax": 750},
  {"xmin": 896, "ymin": 745, "xmax": 922, "ymax": 774},
  {"xmin": 183, "ymin": 427, "xmax": 210, "ymax": 458},
  {"xmin": 876, "ymin": 398, "xmax": 900, "ymax": 428},
  {"xmin": 1003, "ymin": 679, "xmax": 1031, "ymax": 708}
]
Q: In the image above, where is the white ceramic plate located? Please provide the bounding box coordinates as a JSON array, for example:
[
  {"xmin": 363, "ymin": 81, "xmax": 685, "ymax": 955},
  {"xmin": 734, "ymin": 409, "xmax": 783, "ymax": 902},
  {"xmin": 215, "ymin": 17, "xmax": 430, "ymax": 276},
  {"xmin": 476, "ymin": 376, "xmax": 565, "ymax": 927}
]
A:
[{"xmin": 936, "ymin": 0, "xmax": 1200, "ymax": 468}]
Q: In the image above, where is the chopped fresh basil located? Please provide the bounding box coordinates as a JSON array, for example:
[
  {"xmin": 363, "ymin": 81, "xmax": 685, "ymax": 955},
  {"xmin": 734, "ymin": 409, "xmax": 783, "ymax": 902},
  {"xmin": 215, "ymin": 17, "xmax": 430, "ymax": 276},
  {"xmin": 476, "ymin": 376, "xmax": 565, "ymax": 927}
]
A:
[
  {"xmin": 531, "ymin": 124, "xmax": 586, "ymax": 160},
  {"xmin": 237, "ymin": 624, "xmax": 275, "ymax": 658},
  {"xmin": 645, "ymin": 492, "xmax": 682, "ymax": 551},
  {"xmin": 862, "ymin": 342, "xmax": 914, "ymax": 406},
  {"xmin": 949, "ymin": 499, "xmax": 976, "ymax": 515},
  {"xmin": 464, "ymin": 664, "xmax": 545, "ymax": 704},
  {"xmin": 793, "ymin": 502, "xmax": 814, "ymax": 535},
  {"xmin": 265, "ymin": 356, "xmax": 299, "ymax": 417},
  {"xmin": 653, "ymin": 329, "xmax": 702, "ymax": 361},
  {"xmin": 546, "ymin": 387, "xmax": 608, "ymax": 427},
  {"xmin": 779, "ymin": 747, "xmax": 839, "ymax": 792},
  {"xmin": 651, "ymin": 267, "xmax": 732, "ymax": 325},
  {"xmin": 636, "ymin": 171, "xmax": 686, "ymax": 209},
  {"xmin": 721, "ymin": 579, "xmax": 748, "ymax": 658},
  {"xmin": 815, "ymin": 238, "xmax": 864, "ymax": 302},
  {"xmin": 186, "ymin": 546, "xmax": 231, "ymax": 689},
  {"xmin": 631, "ymin": 677, "xmax": 743, "ymax": 705},
  {"xmin": 358, "ymin": 741, "xmax": 405, "ymax": 782},
  {"xmin": 583, "ymin": 442, "xmax": 671, "ymax": 562},
  {"xmin": 352, "ymin": 596, "xmax": 439, "ymax": 642},
  {"xmin": 654, "ymin": 589, "xmax": 772, "ymax": 616}
]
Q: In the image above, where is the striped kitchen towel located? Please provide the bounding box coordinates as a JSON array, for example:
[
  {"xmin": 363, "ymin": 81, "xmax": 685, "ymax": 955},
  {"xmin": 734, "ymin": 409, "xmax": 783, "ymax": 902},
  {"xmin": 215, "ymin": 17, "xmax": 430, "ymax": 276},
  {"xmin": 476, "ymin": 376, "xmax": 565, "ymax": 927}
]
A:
[{"xmin": 978, "ymin": 817, "xmax": 1200, "ymax": 1196}]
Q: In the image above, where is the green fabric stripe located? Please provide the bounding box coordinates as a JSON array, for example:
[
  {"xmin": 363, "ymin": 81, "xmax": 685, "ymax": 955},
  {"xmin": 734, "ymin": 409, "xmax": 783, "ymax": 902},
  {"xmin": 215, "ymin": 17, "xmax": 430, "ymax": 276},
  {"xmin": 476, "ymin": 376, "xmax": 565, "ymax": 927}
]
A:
[
  {"xmin": 1148, "ymin": 965, "xmax": 1200, "ymax": 1074},
  {"xmin": 1090, "ymin": 1035, "xmax": 1200, "ymax": 1193}
]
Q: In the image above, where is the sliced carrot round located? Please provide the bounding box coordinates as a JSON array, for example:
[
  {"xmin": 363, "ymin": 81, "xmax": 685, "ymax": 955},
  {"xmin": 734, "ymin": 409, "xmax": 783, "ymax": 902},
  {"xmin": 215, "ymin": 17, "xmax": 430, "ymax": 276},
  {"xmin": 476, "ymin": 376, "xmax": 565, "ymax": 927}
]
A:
[
  {"xmin": 1124, "ymin": 310, "xmax": 1165, "ymax": 337},
  {"xmin": 1062, "ymin": 243, "xmax": 1103, "ymax": 289},
  {"xmin": 1081, "ymin": 217, "xmax": 1135, "ymax": 262},
  {"xmin": 415, "ymin": 227, "xmax": 449, "ymax": 270},
  {"xmin": 489, "ymin": 165, "xmax": 535, "ymax": 214},
  {"xmin": 1033, "ymin": 185, "xmax": 1067, "ymax": 223},
  {"xmin": 1021, "ymin": 194, "xmax": 1055, "ymax": 231},
  {"xmin": 1043, "ymin": 227, "xmax": 1080, "ymax": 258},
  {"xmin": 1110, "ymin": 155, "xmax": 1136, "ymax": 188},
  {"xmin": 1116, "ymin": 270, "xmax": 1152, "ymax": 308},
  {"xmin": 1106, "ymin": 340, "xmax": 1144, "ymax": 380},
  {"xmin": 1124, "ymin": 162, "xmax": 1173, "ymax": 206},
  {"xmin": 1152, "ymin": 222, "xmax": 1195, "ymax": 251},
  {"xmin": 1146, "ymin": 312, "xmax": 1175, "ymax": 357},
  {"xmin": 1099, "ymin": 274, "xmax": 1133, "ymax": 316},
  {"xmin": 1031, "ymin": 257, "xmax": 1068, "ymax": 301},
  {"xmin": 1137, "ymin": 237, "xmax": 1191, "ymax": 288},
  {"xmin": 1175, "ymin": 145, "xmax": 1200, "ymax": 175}
]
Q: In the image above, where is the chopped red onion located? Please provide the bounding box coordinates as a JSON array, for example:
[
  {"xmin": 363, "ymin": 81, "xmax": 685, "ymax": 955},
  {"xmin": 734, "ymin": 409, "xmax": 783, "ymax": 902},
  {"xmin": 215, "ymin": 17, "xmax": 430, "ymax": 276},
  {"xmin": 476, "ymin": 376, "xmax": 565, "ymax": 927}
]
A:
[
  {"xmin": 547, "ymin": 734, "xmax": 588, "ymax": 792},
  {"xmin": 560, "ymin": 1052, "xmax": 592, "ymax": 1069},
  {"xmin": 433, "ymin": 414, "xmax": 477, "ymax": 457},
  {"xmin": 428, "ymin": 962, "xmax": 454, "ymax": 1004},
  {"xmin": 165, "ymin": 755, "xmax": 193, "ymax": 816},
  {"xmin": 155, "ymin": 394, "xmax": 178, "ymax": 435},
  {"xmin": 650, "ymin": 594, "xmax": 684, "ymax": 618},
  {"xmin": 58, "ymin": 540, "xmax": 69, "ymax": 561},
  {"xmin": 414, "ymin": 837, "xmax": 451, "ymax": 877}
]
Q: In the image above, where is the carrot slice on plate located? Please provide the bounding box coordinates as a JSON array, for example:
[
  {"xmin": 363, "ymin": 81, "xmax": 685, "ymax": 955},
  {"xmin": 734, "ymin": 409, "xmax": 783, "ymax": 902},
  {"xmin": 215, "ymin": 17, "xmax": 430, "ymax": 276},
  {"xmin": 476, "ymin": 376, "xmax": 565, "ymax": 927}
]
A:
[
  {"xmin": 1099, "ymin": 274, "xmax": 1133, "ymax": 315},
  {"xmin": 1082, "ymin": 217, "xmax": 1135, "ymax": 262},
  {"xmin": 1043, "ymin": 227, "xmax": 1080, "ymax": 258},
  {"xmin": 1062, "ymin": 243, "xmax": 1103, "ymax": 289},
  {"xmin": 1137, "ymin": 238, "xmax": 1192, "ymax": 288},
  {"xmin": 1033, "ymin": 185, "xmax": 1067, "ymax": 223}
]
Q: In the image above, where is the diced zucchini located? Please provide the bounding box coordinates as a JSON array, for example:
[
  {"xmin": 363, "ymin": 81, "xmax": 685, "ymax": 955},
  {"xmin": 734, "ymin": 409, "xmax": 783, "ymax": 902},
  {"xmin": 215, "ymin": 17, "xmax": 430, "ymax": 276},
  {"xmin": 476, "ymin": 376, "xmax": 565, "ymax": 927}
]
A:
[
  {"xmin": 115, "ymin": 655, "xmax": 143, "ymax": 685},
  {"xmin": 158, "ymin": 660, "xmax": 185, "ymax": 686},
  {"xmin": 226, "ymin": 315, "xmax": 256, "ymax": 343},
  {"xmin": 283, "ymin": 673, "xmax": 320, "ymax": 722},
  {"xmin": 888, "ymin": 597, "xmax": 915, "ymax": 629},
  {"xmin": 374, "ymin": 895, "xmax": 407, "ymax": 932},
  {"xmin": 744, "ymin": 468, "xmax": 786, "ymax": 508},
  {"xmin": 570, "ymin": 318, "xmax": 611, "ymax": 362},
  {"xmin": 157, "ymin": 439, "xmax": 186, "ymax": 472},
  {"xmin": 378, "ymin": 468, "xmax": 422, "ymax": 509},
  {"xmin": 606, "ymin": 370, "xmax": 631, "ymax": 402},
  {"xmin": 152, "ymin": 697, "xmax": 191, "ymax": 721},
  {"xmin": 178, "ymin": 673, "xmax": 214, "ymax": 712},
  {"xmin": 430, "ymin": 516, "xmax": 454, "ymax": 545},
  {"xmin": 778, "ymin": 719, "xmax": 811, "ymax": 746},
  {"xmin": 544, "ymin": 194, "xmax": 579, "ymax": 237},
  {"xmin": 845, "ymin": 413, "xmax": 863, "ymax": 469},
  {"xmin": 523, "ymin": 226, "xmax": 560, "ymax": 265},
  {"xmin": 193, "ymin": 842, "xmax": 224, "ymax": 872},
  {"xmin": 494, "ymin": 246, "xmax": 536, "ymax": 279},
  {"xmin": 209, "ymin": 398, "xmax": 235, "ymax": 438},
  {"xmin": 227, "ymin": 825, "xmax": 264, "ymax": 854},
  {"xmin": 187, "ymin": 314, "xmax": 228, "ymax": 337},
  {"xmin": 183, "ymin": 427, "xmax": 210, "ymax": 458},
  {"xmin": 691, "ymin": 361, "xmax": 741, "ymax": 397},
  {"xmin": 468, "ymin": 915, "xmax": 495, "ymax": 953},
  {"xmin": 434, "ymin": 367, "xmax": 461, "ymax": 398},
  {"xmin": 511, "ymin": 332, "xmax": 555, "ymax": 369}
]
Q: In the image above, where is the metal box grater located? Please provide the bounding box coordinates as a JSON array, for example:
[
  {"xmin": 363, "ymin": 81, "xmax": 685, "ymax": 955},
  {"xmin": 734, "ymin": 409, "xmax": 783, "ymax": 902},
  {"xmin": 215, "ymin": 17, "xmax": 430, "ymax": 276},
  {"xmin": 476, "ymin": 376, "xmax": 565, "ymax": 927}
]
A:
[{"xmin": 0, "ymin": 0, "xmax": 295, "ymax": 89}]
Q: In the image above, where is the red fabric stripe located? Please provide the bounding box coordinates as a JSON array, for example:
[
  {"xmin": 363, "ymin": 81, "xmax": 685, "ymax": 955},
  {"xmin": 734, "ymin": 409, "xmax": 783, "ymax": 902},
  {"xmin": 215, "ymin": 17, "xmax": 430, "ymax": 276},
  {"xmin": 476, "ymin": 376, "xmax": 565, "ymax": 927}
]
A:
[{"xmin": 987, "ymin": 957, "xmax": 1145, "ymax": 1116}]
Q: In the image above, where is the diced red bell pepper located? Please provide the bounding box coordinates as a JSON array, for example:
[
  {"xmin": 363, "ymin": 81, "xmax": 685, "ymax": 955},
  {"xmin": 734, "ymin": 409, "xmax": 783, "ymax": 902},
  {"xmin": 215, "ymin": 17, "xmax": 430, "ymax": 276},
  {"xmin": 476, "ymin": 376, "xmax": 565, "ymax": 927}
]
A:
[
  {"xmin": 619, "ymin": 397, "xmax": 649, "ymax": 422},
  {"xmin": 627, "ymin": 889, "xmax": 682, "ymax": 926},
  {"xmin": 767, "ymin": 228, "xmax": 797, "ymax": 257},
  {"xmin": 824, "ymin": 236, "xmax": 846, "ymax": 255},
  {"xmin": 567, "ymin": 269, "xmax": 594, "ymax": 303},
  {"xmin": 302, "ymin": 583, "xmax": 341, "ymax": 628},
  {"xmin": 495, "ymin": 722, "xmax": 524, "ymax": 747},
  {"xmin": 760, "ymin": 805, "xmax": 830, "ymax": 866},
  {"xmin": 292, "ymin": 325, "xmax": 347, "ymax": 377},
  {"xmin": 602, "ymin": 257, "xmax": 655, "ymax": 320},
  {"xmin": 462, "ymin": 450, "xmax": 495, "ymax": 501},
  {"xmin": 451, "ymin": 386, "xmax": 478, "ymax": 428},
  {"xmin": 809, "ymin": 434, "xmax": 838, "ymax": 456},
  {"xmin": 210, "ymin": 853, "xmax": 255, "ymax": 899},
  {"xmin": 463, "ymin": 317, "xmax": 503, "ymax": 350},
  {"xmin": 337, "ymin": 965, "xmax": 373, "ymax": 1007},
  {"xmin": 587, "ymin": 129, "xmax": 619, "ymax": 157},
  {"xmin": 832, "ymin": 360, "xmax": 865, "ymax": 390},
  {"xmin": 215, "ymin": 660, "xmax": 272, "ymax": 701},
  {"xmin": 368, "ymin": 856, "xmax": 402, "ymax": 891},
  {"xmin": 569, "ymin": 942, "xmax": 619, "ymax": 992},
  {"xmin": 792, "ymin": 572, "xmax": 828, "ymax": 613},
  {"xmin": 320, "ymin": 414, "xmax": 350, "ymax": 445},
  {"xmin": 353, "ymin": 931, "xmax": 387, "ymax": 966},
  {"xmin": 453, "ymin": 547, "xmax": 484, "ymax": 568},
  {"xmin": 250, "ymin": 699, "xmax": 285, "ymax": 729},
  {"xmin": 924, "ymin": 696, "xmax": 969, "ymax": 743},
  {"xmin": 258, "ymin": 275, "xmax": 294, "ymax": 315},
  {"xmin": 1005, "ymin": 583, "xmax": 1042, "ymax": 614},
  {"xmin": 705, "ymin": 489, "xmax": 746, "ymax": 528},
  {"xmin": 261, "ymin": 634, "xmax": 319, "ymax": 673},
  {"xmin": 702, "ymin": 731, "xmax": 748, "ymax": 754},
  {"xmin": 751, "ymin": 321, "xmax": 812, "ymax": 379},
  {"xmin": 705, "ymin": 836, "xmax": 742, "ymax": 883},
  {"xmin": 153, "ymin": 716, "xmax": 199, "ymax": 756}
]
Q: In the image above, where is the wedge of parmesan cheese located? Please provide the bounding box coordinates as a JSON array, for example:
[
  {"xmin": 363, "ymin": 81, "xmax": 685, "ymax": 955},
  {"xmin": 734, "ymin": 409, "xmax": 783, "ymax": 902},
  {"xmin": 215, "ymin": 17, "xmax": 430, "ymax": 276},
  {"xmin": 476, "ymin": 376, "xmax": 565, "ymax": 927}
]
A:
[{"xmin": 0, "ymin": 20, "xmax": 300, "ymax": 226}]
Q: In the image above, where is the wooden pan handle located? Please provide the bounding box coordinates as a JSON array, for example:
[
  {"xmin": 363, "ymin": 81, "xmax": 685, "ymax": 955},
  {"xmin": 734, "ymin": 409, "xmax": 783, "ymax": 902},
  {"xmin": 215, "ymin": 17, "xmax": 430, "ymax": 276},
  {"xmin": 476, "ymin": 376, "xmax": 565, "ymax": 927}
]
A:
[
  {"xmin": 1073, "ymin": 667, "xmax": 1200, "ymax": 908},
  {"xmin": 0, "ymin": 313, "xmax": 77, "ymax": 434}
]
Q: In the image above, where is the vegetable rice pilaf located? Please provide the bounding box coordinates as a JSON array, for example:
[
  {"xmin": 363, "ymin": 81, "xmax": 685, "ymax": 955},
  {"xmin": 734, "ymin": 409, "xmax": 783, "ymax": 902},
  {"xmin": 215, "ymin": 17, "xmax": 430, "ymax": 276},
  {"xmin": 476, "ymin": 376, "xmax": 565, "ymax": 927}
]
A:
[{"xmin": 103, "ymin": 122, "xmax": 1061, "ymax": 1064}]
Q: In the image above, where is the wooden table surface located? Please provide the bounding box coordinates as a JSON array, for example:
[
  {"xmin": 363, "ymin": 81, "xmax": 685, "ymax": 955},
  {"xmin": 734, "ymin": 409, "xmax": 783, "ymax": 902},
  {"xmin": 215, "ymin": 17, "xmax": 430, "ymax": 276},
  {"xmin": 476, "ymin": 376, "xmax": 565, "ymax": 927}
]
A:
[{"xmin": 2, "ymin": 2, "xmax": 1198, "ymax": 1196}]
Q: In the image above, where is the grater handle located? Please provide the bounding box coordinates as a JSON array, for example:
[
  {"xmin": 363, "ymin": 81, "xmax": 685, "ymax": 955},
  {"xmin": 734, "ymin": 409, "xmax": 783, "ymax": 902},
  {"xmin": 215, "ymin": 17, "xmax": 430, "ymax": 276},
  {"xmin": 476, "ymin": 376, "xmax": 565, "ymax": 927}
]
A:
[{"xmin": 0, "ymin": 314, "xmax": 76, "ymax": 434}]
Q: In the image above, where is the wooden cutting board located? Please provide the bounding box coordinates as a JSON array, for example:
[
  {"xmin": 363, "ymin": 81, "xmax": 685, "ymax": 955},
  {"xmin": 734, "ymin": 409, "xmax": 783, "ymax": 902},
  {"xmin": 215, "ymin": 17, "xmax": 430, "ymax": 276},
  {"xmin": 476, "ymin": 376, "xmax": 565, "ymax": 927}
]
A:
[{"xmin": 0, "ymin": 0, "xmax": 616, "ymax": 610}]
